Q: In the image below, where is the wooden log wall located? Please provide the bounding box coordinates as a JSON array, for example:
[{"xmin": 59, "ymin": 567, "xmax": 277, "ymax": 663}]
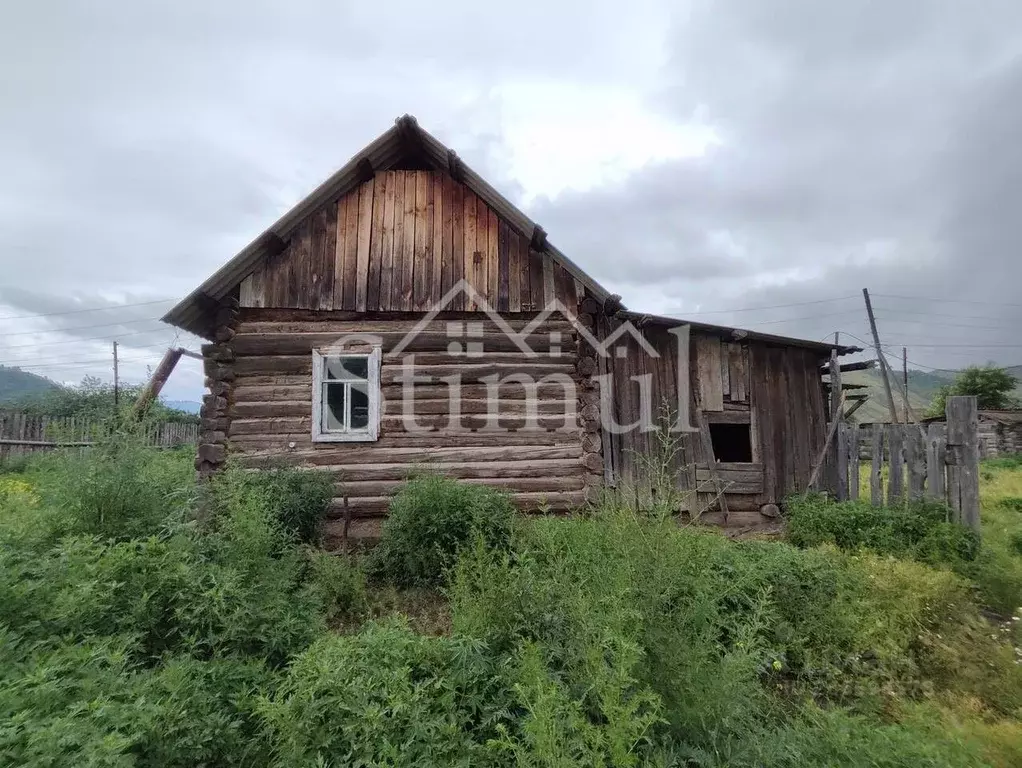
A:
[
  {"xmin": 197, "ymin": 298, "xmax": 239, "ymax": 480},
  {"xmin": 239, "ymin": 170, "xmax": 584, "ymax": 314},
  {"xmin": 221, "ymin": 308, "xmax": 597, "ymax": 537},
  {"xmin": 598, "ymin": 317, "xmax": 829, "ymax": 528}
]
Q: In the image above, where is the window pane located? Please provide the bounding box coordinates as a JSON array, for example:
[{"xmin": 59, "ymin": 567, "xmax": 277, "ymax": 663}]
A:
[
  {"xmin": 350, "ymin": 381, "xmax": 369, "ymax": 430},
  {"xmin": 324, "ymin": 356, "xmax": 368, "ymax": 380},
  {"xmin": 324, "ymin": 383, "xmax": 346, "ymax": 431}
]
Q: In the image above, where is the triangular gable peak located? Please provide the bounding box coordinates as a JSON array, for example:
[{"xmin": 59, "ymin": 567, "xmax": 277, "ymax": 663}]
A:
[
  {"xmin": 237, "ymin": 168, "xmax": 590, "ymax": 317},
  {"xmin": 164, "ymin": 115, "xmax": 612, "ymax": 339}
]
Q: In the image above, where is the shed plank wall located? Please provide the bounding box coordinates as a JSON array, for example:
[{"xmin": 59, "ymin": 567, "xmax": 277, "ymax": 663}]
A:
[
  {"xmin": 240, "ymin": 171, "xmax": 579, "ymax": 314},
  {"xmin": 599, "ymin": 317, "xmax": 827, "ymax": 526}
]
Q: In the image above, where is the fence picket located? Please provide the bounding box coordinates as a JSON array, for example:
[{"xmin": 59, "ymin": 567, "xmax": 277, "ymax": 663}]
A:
[
  {"xmin": 887, "ymin": 425, "xmax": 905, "ymax": 506},
  {"xmin": 847, "ymin": 424, "xmax": 860, "ymax": 500},
  {"xmin": 870, "ymin": 426, "xmax": 884, "ymax": 506},
  {"xmin": 906, "ymin": 427, "xmax": 926, "ymax": 501},
  {"xmin": 0, "ymin": 410, "xmax": 198, "ymax": 458}
]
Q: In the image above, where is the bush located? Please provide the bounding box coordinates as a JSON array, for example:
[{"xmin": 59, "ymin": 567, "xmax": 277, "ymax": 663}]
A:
[
  {"xmin": 787, "ymin": 495, "xmax": 980, "ymax": 569},
  {"xmin": 134, "ymin": 655, "xmax": 278, "ymax": 767},
  {"xmin": 45, "ymin": 436, "xmax": 195, "ymax": 541},
  {"xmin": 208, "ymin": 464, "xmax": 334, "ymax": 546},
  {"xmin": 368, "ymin": 475, "xmax": 515, "ymax": 586},
  {"xmin": 260, "ymin": 621, "xmax": 512, "ymax": 766}
]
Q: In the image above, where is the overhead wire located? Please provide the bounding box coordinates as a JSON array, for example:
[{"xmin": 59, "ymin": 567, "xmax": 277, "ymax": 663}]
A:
[{"xmin": 0, "ymin": 298, "xmax": 177, "ymax": 322}]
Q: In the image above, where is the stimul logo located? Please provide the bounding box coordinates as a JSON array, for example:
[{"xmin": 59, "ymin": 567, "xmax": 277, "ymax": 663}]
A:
[{"xmin": 320, "ymin": 279, "xmax": 697, "ymax": 436}]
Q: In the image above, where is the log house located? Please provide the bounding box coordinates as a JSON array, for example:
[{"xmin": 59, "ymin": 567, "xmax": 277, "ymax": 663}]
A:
[{"xmin": 163, "ymin": 116, "xmax": 859, "ymax": 540}]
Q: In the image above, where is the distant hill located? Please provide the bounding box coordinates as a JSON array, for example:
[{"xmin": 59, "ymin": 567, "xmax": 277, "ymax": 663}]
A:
[
  {"xmin": 0, "ymin": 366, "xmax": 58, "ymax": 404},
  {"xmin": 837, "ymin": 367, "xmax": 958, "ymax": 424}
]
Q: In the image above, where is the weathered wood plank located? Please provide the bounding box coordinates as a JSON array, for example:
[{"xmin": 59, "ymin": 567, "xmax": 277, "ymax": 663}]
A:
[
  {"xmin": 905, "ymin": 426, "xmax": 926, "ymax": 501},
  {"xmin": 926, "ymin": 423, "xmax": 947, "ymax": 502},
  {"xmin": 355, "ymin": 179, "xmax": 374, "ymax": 311},
  {"xmin": 412, "ymin": 171, "xmax": 429, "ymax": 310},
  {"xmin": 399, "ymin": 171, "xmax": 417, "ymax": 311},
  {"xmin": 341, "ymin": 190, "xmax": 359, "ymax": 310},
  {"xmin": 887, "ymin": 425, "xmax": 905, "ymax": 506},
  {"xmin": 463, "ymin": 190, "xmax": 478, "ymax": 309},
  {"xmin": 450, "ymin": 179, "xmax": 465, "ymax": 309},
  {"xmin": 320, "ymin": 201, "xmax": 338, "ymax": 310},
  {"xmin": 332, "ymin": 196, "xmax": 348, "ymax": 310},
  {"xmin": 475, "ymin": 196, "xmax": 490, "ymax": 308},
  {"xmin": 695, "ymin": 336, "xmax": 724, "ymax": 411},
  {"xmin": 366, "ymin": 173, "xmax": 386, "ymax": 311},
  {"xmin": 529, "ymin": 248, "xmax": 545, "ymax": 310},
  {"xmin": 508, "ymin": 229, "xmax": 522, "ymax": 312},
  {"xmin": 379, "ymin": 171, "xmax": 397, "ymax": 311},
  {"xmin": 835, "ymin": 422, "xmax": 850, "ymax": 501},
  {"xmin": 487, "ymin": 208, "xmax": 499, "ymax": 307},
  {"xmin": 847, "ymin": 423, "xmax": 860, "ymax": 500},
  {"xmin": 497, "ymin": 219, "xmax": 510, "ymax": 312},
  {"xmin": 429, "ymin": 172, "xmax": 443, "ymax": 307},
  {"xmin": 946, "ymin": 396, "xmax": 980, "ymax": 531}
]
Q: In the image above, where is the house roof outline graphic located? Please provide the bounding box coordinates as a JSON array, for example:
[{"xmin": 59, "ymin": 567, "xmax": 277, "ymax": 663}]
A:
[{"xmin": 386, "ymin": 279, "xmax": 665, "ymax": 360}]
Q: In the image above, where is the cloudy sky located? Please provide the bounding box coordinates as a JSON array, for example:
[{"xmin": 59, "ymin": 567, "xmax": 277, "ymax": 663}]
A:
[{"xmin": 2, "ymin": 1, "xmax": 1022, "ymax": 402}]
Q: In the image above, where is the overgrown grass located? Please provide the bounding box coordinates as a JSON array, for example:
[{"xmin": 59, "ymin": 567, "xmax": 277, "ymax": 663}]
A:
[{"xmin": 1, "ymin": 441, "xmax": 1021, "ymax": 765}]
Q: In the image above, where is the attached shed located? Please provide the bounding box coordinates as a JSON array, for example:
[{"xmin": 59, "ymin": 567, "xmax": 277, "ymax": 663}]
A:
[{"xmin": 163, "ymin": 116, "xmax": 857, "ymax": 542}]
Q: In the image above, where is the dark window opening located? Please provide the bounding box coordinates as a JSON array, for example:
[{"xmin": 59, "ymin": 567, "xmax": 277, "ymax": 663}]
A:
[{"xmin": 708, "ymin": 422, "xmax": 753, "ymax": 463}]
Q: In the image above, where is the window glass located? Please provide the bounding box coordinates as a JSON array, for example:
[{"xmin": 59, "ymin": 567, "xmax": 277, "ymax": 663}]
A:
[
  {"xmin": 325, "ymin": 357, "xmax": 369, "ymax": 380},
  {"xmin": 350, "ymin": 380, "xmax": 370, "ymax": 429},
  {"xmin": 324, "ymin": 382, "xmax": 347, "ymax": 431}
]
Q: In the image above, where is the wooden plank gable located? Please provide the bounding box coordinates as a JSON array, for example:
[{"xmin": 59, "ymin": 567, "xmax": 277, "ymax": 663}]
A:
[{"xmin": 238, "ymin": 170, "xmax": 583, "ymax": 314}]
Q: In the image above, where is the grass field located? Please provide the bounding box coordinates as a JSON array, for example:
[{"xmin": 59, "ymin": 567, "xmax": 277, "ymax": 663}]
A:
[{"xmin": 1, "ymin": 439, "xmax": 1021, "ymax": 766}]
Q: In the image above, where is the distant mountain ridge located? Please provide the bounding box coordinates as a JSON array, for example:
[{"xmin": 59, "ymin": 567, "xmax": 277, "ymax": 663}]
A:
[{"xmin": 0, "ymin": 366, "xmax": 58, "ymax": 404}]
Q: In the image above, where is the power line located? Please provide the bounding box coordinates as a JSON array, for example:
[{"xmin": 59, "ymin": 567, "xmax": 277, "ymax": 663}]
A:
[
  {"xmin": 744, "ymin": 309, "xmax": 866, "ymax": 326},
  {"xmin": 8, "ymin": 355, "xmax": 162, "ymax": 372},
  {"xmin": 871, "ymin": 305, "xmax": 1018, "ymax": 322},
  {"xmin": 873, "ymin": 316, "xmax": 1015, "ymax": 332},
  {"xmin": 0, "ymin": 327, "xmax": 173, "ymax": 351},
  {"xmin": 0, "ymin": 340, "xmax": 179, "ymax": 367},
  {"xmin": 0, "ymin": 298, "xmax": 177, "ymax": 322},
  {"xmin": 0, "ymin": 316, "xmax": 164, "ymax": 337},
  {"xmin": 871, "ymin": 293, "xmax": 1022, "ymax": 308},
  {"xmin": 673, "ymin": 294, "xmax": 860, "ymax": 316}
]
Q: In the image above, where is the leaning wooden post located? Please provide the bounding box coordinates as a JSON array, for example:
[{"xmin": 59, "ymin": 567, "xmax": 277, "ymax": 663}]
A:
[
  {"xmin": 132, "ymin": 348, "xmax": 184, "ymax": 419},
  {"xmin": 946, "ymin": 396, "xmax": 980, "ymax": 533}
]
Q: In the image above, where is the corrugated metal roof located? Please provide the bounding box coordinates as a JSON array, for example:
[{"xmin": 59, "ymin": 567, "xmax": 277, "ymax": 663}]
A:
[
  {"xmin": 614, "ymin": 310, "xmax": 862, "ymax": 356},
  {"xmin": 162, "ymin": 115, "xmax": 612, "ymax": 338}
]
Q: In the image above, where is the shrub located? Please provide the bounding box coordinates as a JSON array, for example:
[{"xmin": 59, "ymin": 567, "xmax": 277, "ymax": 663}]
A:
[
  {"xmin": 207, "ymin": 464, "xmax": 334, "ymax": 546},
  {"xmin": 787, "ymin": 494, "xmax": 980, "ymax": 569},
  {"xmin": 999, "ymin": 497, "xmax": 1022, "ymax": 513},
  {"xmin": 134, "ymin": 655, "xmax": 278, "ymax": 767},
  {"xmin": 300, "ymin": 548, "xmax": 368, "ymax": 626},
  {"xmin": 45, "ymin": 435, "xmax": 195, "ymax": 541},
  {"xmin": 260, "ymin": 621, "xmax": 512, "ymax": 766},
  {"xmin": 0, "ymin": 633, "xmax": 144, "ymax": 766},
  {"xmin": 368, "ymin": 475, "xmax": 515, "ymax": 586}
]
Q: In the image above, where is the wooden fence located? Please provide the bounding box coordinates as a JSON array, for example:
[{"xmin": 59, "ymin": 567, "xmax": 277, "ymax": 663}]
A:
[
  {"xmin": 828, "ymin": 396, "xmax": 980, "ymax": 531},
  {"xmin": 0, "ymin": 411, "xmax": 199, "ymax": 462}
]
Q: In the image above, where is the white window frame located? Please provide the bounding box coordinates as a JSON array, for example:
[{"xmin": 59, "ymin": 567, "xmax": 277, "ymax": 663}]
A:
[{"xmin": 311, "ymin": 347, "xmax": 381, "ymax": 443}]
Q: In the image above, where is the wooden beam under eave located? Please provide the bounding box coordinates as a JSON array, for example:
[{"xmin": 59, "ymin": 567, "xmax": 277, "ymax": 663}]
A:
[{"xmin": 819, "ymin": 360, "xmax": 876, "ymax": 374}]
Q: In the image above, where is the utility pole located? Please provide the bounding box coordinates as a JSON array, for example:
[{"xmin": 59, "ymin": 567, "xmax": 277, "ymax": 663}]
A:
[
  {"xmin": 862, "ymin": 288, "xmax": 900, "ymax": 424},
  {"xmin": 112, "ymin": 341, "xmax": 120, "ymax": 409}
]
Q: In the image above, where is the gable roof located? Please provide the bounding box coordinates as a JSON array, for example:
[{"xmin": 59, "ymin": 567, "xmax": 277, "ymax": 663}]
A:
[{"xmin": 163, "ymin": 115, "xmax": 613, "ymax": 338}]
